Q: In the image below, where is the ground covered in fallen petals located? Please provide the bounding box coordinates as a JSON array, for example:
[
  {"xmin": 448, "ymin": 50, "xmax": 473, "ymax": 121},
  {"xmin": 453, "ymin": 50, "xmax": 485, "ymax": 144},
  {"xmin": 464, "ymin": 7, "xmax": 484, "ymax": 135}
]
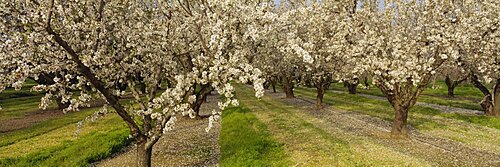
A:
[
  {"xmin": 97, "ymin": 94, "xmax": 221, "ymax": 167},
  {"xmin": 235, "ymin": 84, "xmax": 499, "ymax": 166}
]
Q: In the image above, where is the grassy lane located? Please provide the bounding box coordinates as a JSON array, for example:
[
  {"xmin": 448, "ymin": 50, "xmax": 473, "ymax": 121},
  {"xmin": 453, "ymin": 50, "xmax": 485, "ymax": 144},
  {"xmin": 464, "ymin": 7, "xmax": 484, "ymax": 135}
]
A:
[
  {"xmin": 0, "ymin": 93, "xmax": 49, "ymax": 121},
  {"xmin": 0, "ymin": 80, "xmax": 42, "ymax": 101},
  {"xmin": 0, "ymin": 106, "xmax": 130, "ymax": 166},
  {"xmin": 293, "ymin": 87, "xmax": 500, "ymax": 156},
  {"xmin": 220, "ymin": 106, "xmax": 290, "ymax": 166},
  {"xmin": 234, "ymin": 84, "xmax": 431, "ymax": 166},
  {"xmin": 330, "ymin": 81, "xmax": 484, "ymax": 111},
  {"xmin": 295, "ymin": 87, "xmax": 500, "ymax": 130}
]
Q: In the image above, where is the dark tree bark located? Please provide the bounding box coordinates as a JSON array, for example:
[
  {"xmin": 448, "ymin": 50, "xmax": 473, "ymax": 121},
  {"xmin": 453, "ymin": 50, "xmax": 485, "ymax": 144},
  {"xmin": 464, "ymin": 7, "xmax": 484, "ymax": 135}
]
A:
[
  {"xmin": 364, "ymin": 76, "xmax": 370, "ymax": 87},
  {"xmin": 137, "ymin": 139, "xmax": 153, "ymax": 167},
  {"xmin": 282, "ymin": 76, "xmax": 295, "ymax": 98},
  {"xmin": 391, "ymin": 99, "xmax": 409, "ymax": 137},
  {"xmin": 191, "ymin": 84, "xmax": 213, "ymax": 117},
  {"xmin": 268, "ymin": 77, "xmax": 277, "ymax": 93},
  {"xmin": 444, "ymin": 75, "xmax": 467, "ymax": 98},
  {"xmin": 55, "ymin": 96, "xmax": 70, "ymax": 109},
  {"xmin": 263, "ymin": 81, "xmax": 270, "ymax": 89},
  {"xmin": 494, "ymin": 80, "xmax": 500, "ymax": 116},
  {"xmin": 316, "ymin": 87, "xmax": 325, "ymax": 107},
  {"xmin": 33, "ymin": 73, "xmax": 71, "ymax": 109},
  {"xmin": 314, "ymin": 77, "xmax": 332, "ymax": 108},
  {"xmin": 272, "ymin": 82, "xmax": 276, "ymax": 93},
  {"xmin": 346, "ymin": 78, "xmax": 359, "ymax": 94},
  {"xmin": 347, "ymin": 83, "xmax": 357, "ymax": 94},
  {"xmin": 470, "ymin": 75, "xmax": 499, "ymax": 116}
]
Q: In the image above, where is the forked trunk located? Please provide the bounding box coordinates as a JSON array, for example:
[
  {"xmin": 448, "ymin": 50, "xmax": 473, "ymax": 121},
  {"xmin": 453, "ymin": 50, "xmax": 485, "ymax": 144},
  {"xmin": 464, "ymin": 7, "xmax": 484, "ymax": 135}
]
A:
[
  {"xmin": 487, "ymin": 79, "xmax": 500, "ymax": 116},
  {"xmin": 481, "ymin": 95, "xmax": 495, "ymax": 116},
  {"xmin": 137, "ymin": 140, "xmax": 153, "ymax": 167},
  {"xmin": 391, "ymin": 101, "xmax": 409, "ymax": 138}
]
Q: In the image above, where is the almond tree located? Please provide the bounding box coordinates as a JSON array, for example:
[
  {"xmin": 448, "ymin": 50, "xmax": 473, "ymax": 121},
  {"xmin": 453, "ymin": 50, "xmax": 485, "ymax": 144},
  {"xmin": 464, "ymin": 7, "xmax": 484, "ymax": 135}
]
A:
[
  {"xmin": 352, "ymin": 0, "xmax": 465, "ymax": 137},
  {"xmin": 278, "ymin": 2, "xmax": 359, "ymax": 107},
  {"xmin": 455, "ymin": 0, "xmax": 499, "ymax": 116},
  {"xmin": 0, "ymin": 0, "xmax": 264, "ymax": 166},
  {"xmin": 245, "ymin": 3, "xmax": 304, "ymax": 98},
  {"xmin": 440, "ymin": 62, "xmax": 468, "ymax": 98}
]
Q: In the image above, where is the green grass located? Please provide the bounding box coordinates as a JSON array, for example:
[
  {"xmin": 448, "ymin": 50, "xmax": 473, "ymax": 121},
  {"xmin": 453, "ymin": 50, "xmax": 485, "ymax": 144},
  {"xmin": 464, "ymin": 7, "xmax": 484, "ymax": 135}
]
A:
[
  {"xmin": 0, "ymin": 109, "xmax": 130, "ymax": 166},
  {"xmin": 294, "ymin": 87, "xmax": 500, "ymax": 130},
  {"xmin": 0, "ymin": 108, "xmax": 102, "ymax": 147},
  {"xmin": 329, "ymin": 80, "xmax": 485, "ymax": 111},
  {"xmin": 0, "ymin": 95, "xmax": 50, "ymax": 120},
  {"xmin": 233, "ymin": 84, "xmax": 431, "ymax": 166},
  {"xmin": 0, "ymin": 80, "xmax": 49, "ymax": 120},
  {"xmin": 0, "ymin": 89, "xmax": 131, "ymax": 167},
  {"xmin": 220, "ymin": 105, "xmax": 290, "ymax": 167},
  {"xmin": 0, "ymin": 79, "xmax": 43, "ymax": 101},
  {"xmin": 0, "ymin": 128, "xmax": 129, "ymax": 167}
]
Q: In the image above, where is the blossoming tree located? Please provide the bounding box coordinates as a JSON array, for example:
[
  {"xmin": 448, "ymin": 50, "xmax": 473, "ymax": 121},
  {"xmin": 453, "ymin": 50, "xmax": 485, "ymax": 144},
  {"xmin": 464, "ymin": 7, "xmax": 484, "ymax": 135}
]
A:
[
  {"xmin": 455, "ymin": 0, "xmax": 499, "ymax": 116},
  {"xmin": 0, "ymin": 0, "xmax": 264, "ymax": 166},
  {"xmin": 351, "ymin": 0, "xmax": 466, "ymax": 137}
]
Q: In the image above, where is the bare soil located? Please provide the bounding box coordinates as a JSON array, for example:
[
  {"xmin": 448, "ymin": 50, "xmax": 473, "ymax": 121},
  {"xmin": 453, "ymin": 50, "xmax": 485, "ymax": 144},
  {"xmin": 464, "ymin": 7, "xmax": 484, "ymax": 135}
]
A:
[{"xmin": 96, "ymin": 94, "xmax": 221, "ymax": 167}]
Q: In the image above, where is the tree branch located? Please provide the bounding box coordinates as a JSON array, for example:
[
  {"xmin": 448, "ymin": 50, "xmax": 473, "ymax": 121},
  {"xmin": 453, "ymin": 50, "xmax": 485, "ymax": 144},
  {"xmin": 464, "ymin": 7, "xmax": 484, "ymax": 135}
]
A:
[{"xmin": 45, "ymin": 0, "xmax": 142, "ymax": 138}]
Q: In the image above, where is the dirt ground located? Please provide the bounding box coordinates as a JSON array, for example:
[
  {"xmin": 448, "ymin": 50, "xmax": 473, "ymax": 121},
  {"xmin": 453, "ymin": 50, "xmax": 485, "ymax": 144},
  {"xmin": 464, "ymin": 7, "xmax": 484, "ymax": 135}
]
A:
[{"xmin": 96, "ymin": 94, "xmax": 221, "ymax": 167}]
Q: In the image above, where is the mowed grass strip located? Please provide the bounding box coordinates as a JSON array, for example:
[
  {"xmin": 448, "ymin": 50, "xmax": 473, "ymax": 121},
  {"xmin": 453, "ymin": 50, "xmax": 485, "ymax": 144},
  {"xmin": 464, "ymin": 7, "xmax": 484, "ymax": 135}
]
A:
[
  {"xmin": 330, "ymin": 81, "xmax": 484, "ymax": 111},
  {"xmin": 234, "ymin": 84, "xmax": 430, "ymax": 166},
  {"xmin": 294, "ymin": 87, "xmax": 500, "ymax": 130},
  {"xmin": 0, "ymin": 80, "xmax": 42, "ymax": 101},
  {"xmin": 220, "ymin": 105, "xmax": 291, "ymax": 167},
  {"xmin": 0, "ymin": 107, "xmax": 130, "ymax": 166},
  {"xmin": 0, "ymin": 128, "xmax": 129, "ymax": 167},
  {"xmin": 0, "ymin": 108, "xmax": 103, "ymax": 147},
  {"xmin": 0, "ymin": 92, "xmax": 48, "ymax": 120},
  {"xmin": 293, "ymin": 87, "xmax": 500, "ymax": 154}
]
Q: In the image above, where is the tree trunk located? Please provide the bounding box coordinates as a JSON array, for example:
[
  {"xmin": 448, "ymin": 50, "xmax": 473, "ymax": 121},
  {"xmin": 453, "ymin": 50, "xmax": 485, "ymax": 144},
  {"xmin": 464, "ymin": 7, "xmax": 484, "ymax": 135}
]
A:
[
  {"xmin": 447, "ymin": 86, "xmax": 456, "ymax": 98},
  {"xmin": 282, "ymin": 77, "xmax": 295, "ymax": 98},
  {"xmin": 283, "ymin": 84, "xmax": 294, "ymax": 98},
  {"xmin": 484, "ymin": 79, "xmax": 500, "ymax": 116},
  {"xmin": 346, "ymin": 78, "xmax": 359, "ymax": 94},
  {"xmin": 137, "ymin": 140, "xmax": 153, "ymax": 167},
  {"xmin": 364, "ymin": 76, "xmax": 369, "ymax": 87},
  {"xmin": 272, "ymin": 83, "xmax": 276, "ymax": 93},
  {"xmin": 55, "ymin": 96, "xmax": 69, "ymax": 110},
  {"xmin": 192, "ymin": 84, "xmax": 213, "ymax": 117},
  {"xmin": 470, "ymin": 74, "xmax": 497, "ymax": 116},
  {"xmin": 316, "ymin": 86, "xmax": 325, "ymax": 108},
  {"xmin": 348, "ymin": 83, "xmax": 357, "ymax": 94},
  {"xmin": 445, "ymin": 76, "xmax": 456, "ymax": 97},
  {"xmin": 391, "ymin": 100, "xmax": 409, "ymax": 138},
  {"xmin": 493, "ymin": 79, "xmax": 500, "ymax": 116}
]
